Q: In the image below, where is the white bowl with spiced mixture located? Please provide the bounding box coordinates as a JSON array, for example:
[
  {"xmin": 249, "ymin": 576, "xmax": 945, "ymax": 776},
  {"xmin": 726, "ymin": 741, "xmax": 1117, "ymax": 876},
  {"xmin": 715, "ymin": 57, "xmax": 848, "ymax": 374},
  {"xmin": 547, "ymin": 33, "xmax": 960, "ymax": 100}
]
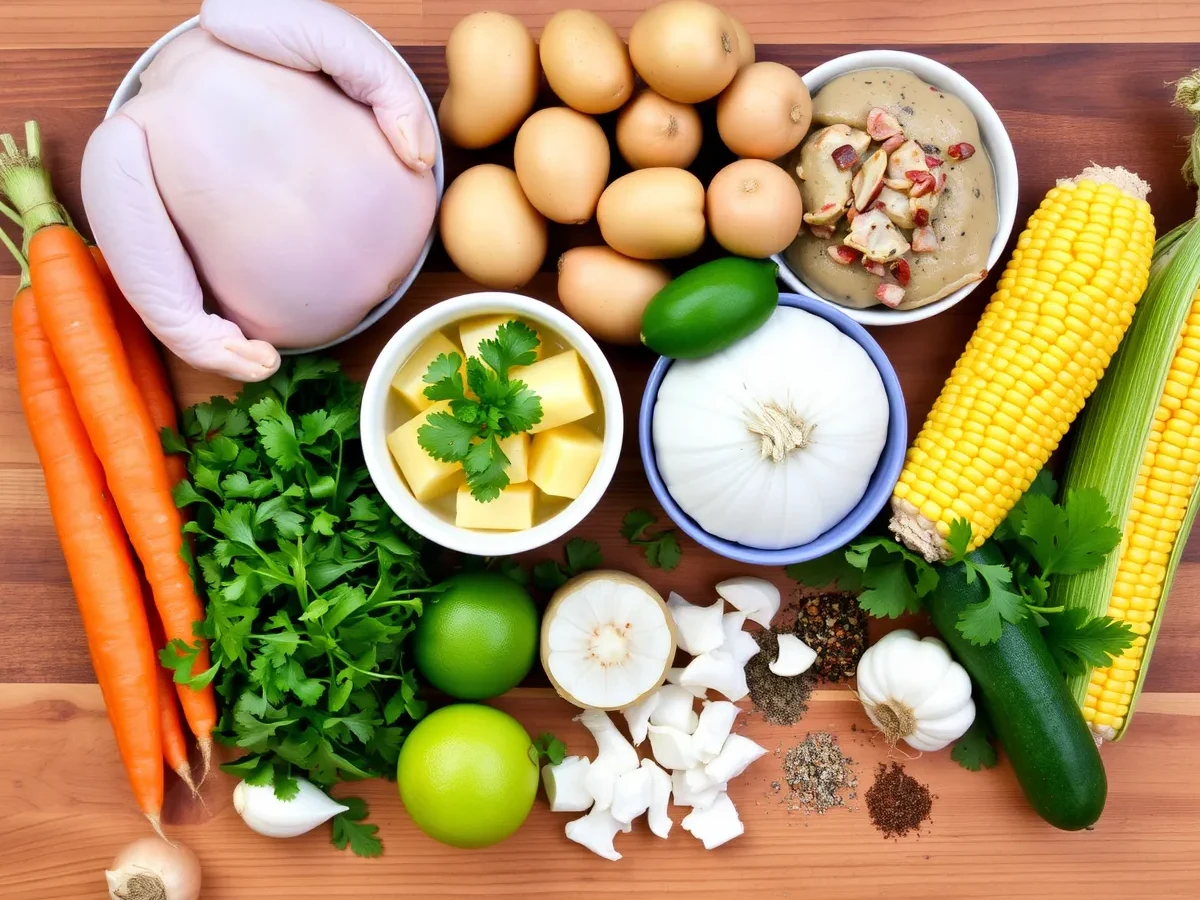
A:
[{"xmin": 774, "ymin": 50, "xmax": 1018, "ymax": 326}]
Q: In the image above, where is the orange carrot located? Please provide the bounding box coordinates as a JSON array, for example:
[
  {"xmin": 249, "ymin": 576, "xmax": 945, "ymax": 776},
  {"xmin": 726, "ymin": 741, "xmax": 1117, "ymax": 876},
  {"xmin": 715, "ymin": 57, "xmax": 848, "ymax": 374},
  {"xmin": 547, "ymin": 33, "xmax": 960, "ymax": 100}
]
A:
[
  {"xmin": 91, "ymin": 245, "xmax": 189, "ymax": 493},
  {"xmin": 12, "ymin": 283, "xmax": 164, "ymax": 828},
  {"xmin": 143, "ymin": 588, "xmax": 197, "ymax": 793},
  {"xmin": 1, "ymin": 123, "xmax": 216, "ymax": 770}
]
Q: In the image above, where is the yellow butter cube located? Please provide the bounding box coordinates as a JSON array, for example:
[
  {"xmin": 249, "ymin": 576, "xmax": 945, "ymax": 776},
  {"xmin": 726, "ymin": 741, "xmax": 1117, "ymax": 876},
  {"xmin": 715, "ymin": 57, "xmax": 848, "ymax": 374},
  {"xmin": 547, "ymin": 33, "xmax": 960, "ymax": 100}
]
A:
[
  {"xmin": 459, "ymin": 315, "xmax": 544, "ymax": 363},
  {"xmin": 456, "ymin": 481, "xmax": 537, "ymax": 531},
  {"xmin": 386, "ymin": 402, "xmax": 464, "ymax": 502},
  {"xmin": 498, "ymin": 432, "xmax": 530, "ymax": 484},
  {"xmin": 529, "ymin": 424, "xmax": 604, "ymax": 499},
  {"xmin": 390, "ymin": 332, "xmax": 465, "ymax": 412},
  {"xmin": 513, "ymin": 350, "xmax": 596, "ymax": 434}
]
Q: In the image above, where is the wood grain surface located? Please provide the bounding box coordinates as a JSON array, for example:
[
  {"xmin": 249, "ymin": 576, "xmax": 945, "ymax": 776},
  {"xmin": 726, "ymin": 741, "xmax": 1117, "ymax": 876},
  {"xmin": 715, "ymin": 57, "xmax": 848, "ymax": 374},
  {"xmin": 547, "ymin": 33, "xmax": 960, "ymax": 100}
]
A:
[
  {"xmin": 1, "ymin": 0, "xmax": 1199, "ymax": 48},
  {"xmin": 2, "ymin": 6, "xmax": 1200, "ymax": 898}
]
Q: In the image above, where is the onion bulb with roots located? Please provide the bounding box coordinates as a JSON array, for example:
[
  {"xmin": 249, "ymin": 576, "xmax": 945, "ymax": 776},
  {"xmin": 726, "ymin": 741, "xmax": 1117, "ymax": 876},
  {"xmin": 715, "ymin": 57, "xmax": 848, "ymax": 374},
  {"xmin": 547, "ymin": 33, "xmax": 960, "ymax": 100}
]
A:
[{"xmin": 105, "ymin": 836, "xmax": 201, "ymax": 900}]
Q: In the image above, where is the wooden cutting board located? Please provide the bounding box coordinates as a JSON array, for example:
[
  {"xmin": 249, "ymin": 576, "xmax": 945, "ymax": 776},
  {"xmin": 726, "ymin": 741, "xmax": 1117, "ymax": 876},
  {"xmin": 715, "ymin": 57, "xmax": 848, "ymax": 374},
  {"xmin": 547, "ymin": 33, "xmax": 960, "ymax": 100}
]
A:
[{"xmin": 2, "ymin": 5, "xmax": 1200, "ymax": 897}]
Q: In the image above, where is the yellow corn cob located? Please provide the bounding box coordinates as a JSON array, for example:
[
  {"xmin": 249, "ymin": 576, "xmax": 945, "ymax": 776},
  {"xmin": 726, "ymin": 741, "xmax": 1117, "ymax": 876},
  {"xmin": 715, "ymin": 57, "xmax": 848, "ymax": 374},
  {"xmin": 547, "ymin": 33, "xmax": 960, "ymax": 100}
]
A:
[
  {"xmin": 890, "ymin": 167, "xmax": 1155, "ymax": 561},
  {"xmin": 1053, "ymin": 211, "xmax": 1200, "ymax": 741}
]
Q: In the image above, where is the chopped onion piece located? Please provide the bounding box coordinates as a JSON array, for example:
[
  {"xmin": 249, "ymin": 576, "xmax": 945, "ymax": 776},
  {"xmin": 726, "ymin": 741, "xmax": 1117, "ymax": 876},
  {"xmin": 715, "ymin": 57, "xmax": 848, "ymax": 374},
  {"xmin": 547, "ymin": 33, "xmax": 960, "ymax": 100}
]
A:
[
  {"xmin": 715, "ymin": 577, "xmax": 781, "ymax": 628},
  {"xmin": 667, "ymin": 592, "xmax": 726, "ymax": 655},
  {"xmin": 648, "ymin": 684, "xmax": 699, "ymax": 734},
  {"xmin": 610, "ymin": 766, "xmax": 653, "ymax": 824},
  {"xmin": 647, "ymin": 724, "xmax": 699, "ymax": 770},
  {"xmin": 704, "ymin": 733, "xmax": 768, "ymax": 784},
  {"xmin": 565, "ymin": 806, "xmax": 625, "ymax": 861},
  {"xmin": 692, "ymin": 700, "xmax": 742, "ymax": 763},
  {"xmin": 769, "ymin": 633, "xmax": 817, "ymax": 676},
  {"xmin": 642, "ymin": 759, "xmax": 673, "ymax": 838},
  {"xmin": 682, "ymin": 792, "xmax": 745, "ymax": 850},
  {"xmin": 542, "ymin": 756, "xmax": 594, "ymax": 813}
]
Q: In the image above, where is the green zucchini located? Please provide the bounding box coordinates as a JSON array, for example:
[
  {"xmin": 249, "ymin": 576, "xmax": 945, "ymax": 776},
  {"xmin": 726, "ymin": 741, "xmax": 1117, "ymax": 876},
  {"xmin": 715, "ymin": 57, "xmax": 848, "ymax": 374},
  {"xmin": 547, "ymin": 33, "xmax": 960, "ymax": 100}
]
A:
[{"xmin": 928, "ymin": 543, "xmax": 1107, "ymax": 830}]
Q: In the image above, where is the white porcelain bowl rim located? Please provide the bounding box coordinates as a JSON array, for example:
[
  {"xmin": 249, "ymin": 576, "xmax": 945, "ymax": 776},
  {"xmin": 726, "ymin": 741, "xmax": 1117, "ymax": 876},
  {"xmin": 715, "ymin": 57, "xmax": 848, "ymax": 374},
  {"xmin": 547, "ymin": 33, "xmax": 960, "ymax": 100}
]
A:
[
  {"xmin": 105, "ymin": 15, "xmax": 444, "ymax": 353},
  {"xmin": 772, "ymin": 49, "xmax": 1019, "ymax": 327},
  {"xmin": 360, "ymin": 293, "xmax": 625, "ymax": 556}
]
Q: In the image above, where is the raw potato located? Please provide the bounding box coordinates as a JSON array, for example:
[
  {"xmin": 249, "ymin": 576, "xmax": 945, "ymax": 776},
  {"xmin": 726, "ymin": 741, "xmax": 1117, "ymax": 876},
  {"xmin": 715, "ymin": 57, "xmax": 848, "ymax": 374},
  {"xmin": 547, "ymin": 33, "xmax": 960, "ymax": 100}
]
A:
[
  {"xmin": 438, "ymin": 12, "xmax": 540, "ymax": 149},
  {"xmin": 558, "ymin": 246, "xmax": 671, "ymax": 344},
  {"xmin": 514, "ymin": 108, "xmax": 611, "ymax": 225},
  {"xmin": 439, "ymin": 164, "xmax": 547, "ymax": 289},
  {"xmin": 726, "ymin": 12, "xmax": 755, "ymax": 67},
  {"xmin": 616, "ymin": 90, "xmax": 703, "ymax": 170},
  {"xmin": 628, "ymin": 1, "xmax": 740, "ymax": 104},
  {"xmin": 540, "ymin": 9, "xmax": 634, "ymax": 114},
  {"xmin": 597, "ymin": 168, "xmax": 706, "ymax": 260},
  {"xmin": 716, "ymin": 61, "xmax": 812, "ymax": 160},
  {"xmin": 706, "ymin": 159, "xmax": 804, "ymax": 258}
]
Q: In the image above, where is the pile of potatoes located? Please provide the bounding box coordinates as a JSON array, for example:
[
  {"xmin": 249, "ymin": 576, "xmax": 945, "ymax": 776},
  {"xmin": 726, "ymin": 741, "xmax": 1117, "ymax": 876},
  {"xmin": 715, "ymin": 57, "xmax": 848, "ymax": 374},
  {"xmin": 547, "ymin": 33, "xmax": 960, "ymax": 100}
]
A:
[{"xmin": 436, "ymin": 1, "xmax": 812, "ymax": 345}]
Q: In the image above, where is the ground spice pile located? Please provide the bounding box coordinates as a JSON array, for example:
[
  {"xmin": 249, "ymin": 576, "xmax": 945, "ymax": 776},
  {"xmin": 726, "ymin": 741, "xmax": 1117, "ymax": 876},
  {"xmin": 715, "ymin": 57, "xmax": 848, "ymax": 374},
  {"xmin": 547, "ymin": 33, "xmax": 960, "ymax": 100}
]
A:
[
  {"xmin": 779, "ymin": 731, "xmax": 858, "ymax": 814},
  {"xmin": 865, "ymin": 762, "xmax": 933, "ymax": 837},
  {"xmin": 793, "ymin": 590, "xmax": 867, "ymax": 681},
  {"xmin": 746, "ymin": 629, "xmax": 816, "ymax": 725}
]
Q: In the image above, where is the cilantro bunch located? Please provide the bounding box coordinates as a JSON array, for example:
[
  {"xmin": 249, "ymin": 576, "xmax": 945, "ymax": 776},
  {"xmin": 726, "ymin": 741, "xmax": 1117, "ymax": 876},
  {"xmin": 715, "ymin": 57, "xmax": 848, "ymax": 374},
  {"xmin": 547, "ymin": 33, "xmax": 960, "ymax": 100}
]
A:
[
  {"xmin": 417, "ymin": 321, "xmax": 543, "ymax": 502},
  {"xmin": 788, "ymin": 471, "xmax": 1134, "ymax": 672},
  {"xmin": 164, "ymin": 358, "xmax": 434, "ymax": 856}
]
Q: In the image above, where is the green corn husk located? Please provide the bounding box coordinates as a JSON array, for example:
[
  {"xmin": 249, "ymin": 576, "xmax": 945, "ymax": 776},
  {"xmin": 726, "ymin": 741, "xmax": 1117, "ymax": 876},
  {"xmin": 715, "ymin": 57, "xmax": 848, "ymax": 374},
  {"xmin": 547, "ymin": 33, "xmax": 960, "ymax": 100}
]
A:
[{"xmin": 1050, "ymin": 212, "xmax": 1200, "ymax": 742}]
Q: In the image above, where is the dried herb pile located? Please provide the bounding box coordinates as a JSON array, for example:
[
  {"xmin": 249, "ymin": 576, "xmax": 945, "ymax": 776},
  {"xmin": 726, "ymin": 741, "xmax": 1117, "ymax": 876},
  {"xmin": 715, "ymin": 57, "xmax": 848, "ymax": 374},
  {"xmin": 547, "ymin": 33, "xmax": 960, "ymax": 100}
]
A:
[{"xmin": 865, "ymin": 762, "xmax": 934, "ymax": 837}]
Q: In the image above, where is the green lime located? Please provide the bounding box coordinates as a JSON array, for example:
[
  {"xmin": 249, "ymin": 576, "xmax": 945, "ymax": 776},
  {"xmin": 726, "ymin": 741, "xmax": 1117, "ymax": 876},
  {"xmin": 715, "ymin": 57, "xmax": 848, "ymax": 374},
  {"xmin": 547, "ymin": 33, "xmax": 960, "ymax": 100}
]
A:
[
  {"xmin": 640, "ymin": 257, "xmax": 779, "ymax": 358},
  {"xmin": 414, "ymin": 572, "xmax": 538, "ymax": 700},
  {"xmin": 398, "ymin": 703, "xmax": 538, "ymax": 848}
]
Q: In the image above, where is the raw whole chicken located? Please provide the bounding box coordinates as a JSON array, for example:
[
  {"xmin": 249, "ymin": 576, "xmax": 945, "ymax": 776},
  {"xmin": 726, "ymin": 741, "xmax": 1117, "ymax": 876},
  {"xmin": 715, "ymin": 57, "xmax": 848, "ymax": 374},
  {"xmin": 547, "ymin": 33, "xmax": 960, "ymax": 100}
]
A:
[{"xmin": 81, "ymin": 0, "xmax": 439, "ymax": 382}]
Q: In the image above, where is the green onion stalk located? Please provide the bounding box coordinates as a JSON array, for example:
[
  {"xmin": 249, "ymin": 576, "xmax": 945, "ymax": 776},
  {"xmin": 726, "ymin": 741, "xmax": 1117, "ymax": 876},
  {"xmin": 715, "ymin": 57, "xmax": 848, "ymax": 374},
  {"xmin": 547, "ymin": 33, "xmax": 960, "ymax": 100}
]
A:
[{"xmin": 1048, "ymin": 69, "xmax": 1200, "ymax": 741}]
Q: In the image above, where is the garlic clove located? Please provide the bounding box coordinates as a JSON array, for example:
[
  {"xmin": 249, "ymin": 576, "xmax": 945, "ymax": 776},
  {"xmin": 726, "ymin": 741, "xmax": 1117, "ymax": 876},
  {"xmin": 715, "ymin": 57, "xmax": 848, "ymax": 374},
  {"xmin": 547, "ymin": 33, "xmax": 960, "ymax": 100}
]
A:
[
  {"xmin": 648, "ymin": 683, "xmax": 700, "ymax": 734},
  {"xmin": 543, "ymin": 756, "xmax": 594, "ymax": 813},
  {"xmin": 715, "ymin": 577, "xmax": 781, "ymax": 628},
  {"xmin": 578, "ymin": 709, "xmax": 639, "ymax": 809},
  {"xmin": 682, "ymin": 792, "xmax": 745, "ymax": 850},
  {"xmin": 909, "ymin": 701, "xmax": 977, "ymax": 750},
  {"xmin": 667, "ymin": 592, "xmax": 726, "ymax": 655},
  {"xmin": 769, "ymin": 633, "xmax": 817, "ymax": 676},
  {"xmin": 641, "ymin": 759, "xmax": 673, "ymax": 838},
  {"xmin": 704, "ymin": 733, "xmax": 769, "ymax": 785},
  {"xmin": 621, "ymin": 689, "xmax": 662, "ymax": 745},
  {"xmin": 565, "ymin": 806, "xmax": 625, "ymax": 861},
  {"xmin": 610, "ymin": 766, "xmax": 653, "ymax": 824},
  {"xmin": 911, "ymin": 649, "xmax": 973, "ymax": 718},
  {"xmin": 670, "ymin": 769, "xmax": 726, "ymax": 810},
  {"xmin": 720, "ymin": 612, "xmax": 761, "ymax": 666},
  {"xmin": 692, "ymin": 700, "xmax": 742, "ymax": 763},
  {"xmin": 679, "ymin": 649, "xmax": 750, "ymax": 702},
  {"xmin": 667, "ymin": 666, "xmax": 708, "ymax": 699},
  {"xmin": 647, "ymin": 723, "xmax": 700, "ymax": 771},
  {"xmin": 233, "ymin": 778, "xmax": 349, "ymax": 839}
]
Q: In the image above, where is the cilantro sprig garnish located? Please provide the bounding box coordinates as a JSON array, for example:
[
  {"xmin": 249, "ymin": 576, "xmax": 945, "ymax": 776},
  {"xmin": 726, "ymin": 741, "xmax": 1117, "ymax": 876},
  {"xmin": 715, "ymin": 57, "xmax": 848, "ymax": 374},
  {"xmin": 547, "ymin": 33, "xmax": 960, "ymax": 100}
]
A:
[
  {"xmin": 787, "ymin": 471, "xmax": 1135, "ymax": 660},
  {"xmin": 164, "ymin": 358, "xmax": 434, "ymax": 856},
  {"xmin": 417, "ymin": 321, "xmax": 543, "ymax": 503},
  {"xmin": 533, "ymin": 538, "xmax": 604, "ymax": 590},
  {"xmin": 529, "ymin": 732, "xmax": 568, "ymax": 766},
  {"xmin": 621, "ymin": 509, "xmax": 682, "ymax": 570}
]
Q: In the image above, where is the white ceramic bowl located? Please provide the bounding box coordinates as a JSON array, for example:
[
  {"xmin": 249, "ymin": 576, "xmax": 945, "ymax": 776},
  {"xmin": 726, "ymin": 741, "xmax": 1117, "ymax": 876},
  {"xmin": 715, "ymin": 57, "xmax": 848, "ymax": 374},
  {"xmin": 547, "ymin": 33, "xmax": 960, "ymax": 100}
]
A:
[
  {"xmin": 106, "ymin": 16, "xmax": 444, "ymax": 354},
  {"xmin": 773, "ymin": 49, "xmax": 1019, "ymax": 327},
  {"xmin": 361, "ymin": 293, "xmax": 624, "ymax": 556}
]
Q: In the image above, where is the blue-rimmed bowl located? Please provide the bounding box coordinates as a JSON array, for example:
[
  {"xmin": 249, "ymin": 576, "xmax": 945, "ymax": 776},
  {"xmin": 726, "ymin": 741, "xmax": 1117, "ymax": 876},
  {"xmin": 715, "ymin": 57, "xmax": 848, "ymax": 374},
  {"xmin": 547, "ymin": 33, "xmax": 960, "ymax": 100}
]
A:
[{"xmin": 638, "ymin": 292, "xmax": 907, "ymax": 566}]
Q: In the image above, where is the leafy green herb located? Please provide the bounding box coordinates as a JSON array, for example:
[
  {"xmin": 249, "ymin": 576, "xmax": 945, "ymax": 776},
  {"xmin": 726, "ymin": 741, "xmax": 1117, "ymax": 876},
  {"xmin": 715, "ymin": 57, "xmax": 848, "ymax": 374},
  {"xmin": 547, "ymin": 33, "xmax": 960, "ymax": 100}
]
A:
[
  {"xmin": 783, "ymin": 476, "xmax": 1127, "ymax": 650},
  {"xmin": 532, "ymin": 538, "xmax": 604, "ymax": 590},
  {"xmin": 529, "ymin": 732, "xmax": 567, "ymax": 766},
  {"xmin": 416, "ymin": 322, "xmax": 543, "ymax": 502},
  {"xmin": 495, "ymin": 557, "xmax": 530, "ymax": 586},
  {"xmin": 331, "ymin": 796, "xmax": 383, "ymax": 858},
  {"xmin": 785, "ymin": 552, "xmax": 864, "ymax": 592},
  {"xmin": 164, "ymin": 358, "xmax": 433, "ymax": 856},
  {"xmin": 621, "ymin": 509, "xmax": 682, "ymax": 570},
  {"xmin": 1041, "ymin": 607, "xmax": 1135, "ymax": 676},
  {"xmin": 950, "ymin": 718, "xmax": 998, "ymax": 772},
  {"xmin": 844, "ymin": 538, "xmax": 937, "ymax": 619}
]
